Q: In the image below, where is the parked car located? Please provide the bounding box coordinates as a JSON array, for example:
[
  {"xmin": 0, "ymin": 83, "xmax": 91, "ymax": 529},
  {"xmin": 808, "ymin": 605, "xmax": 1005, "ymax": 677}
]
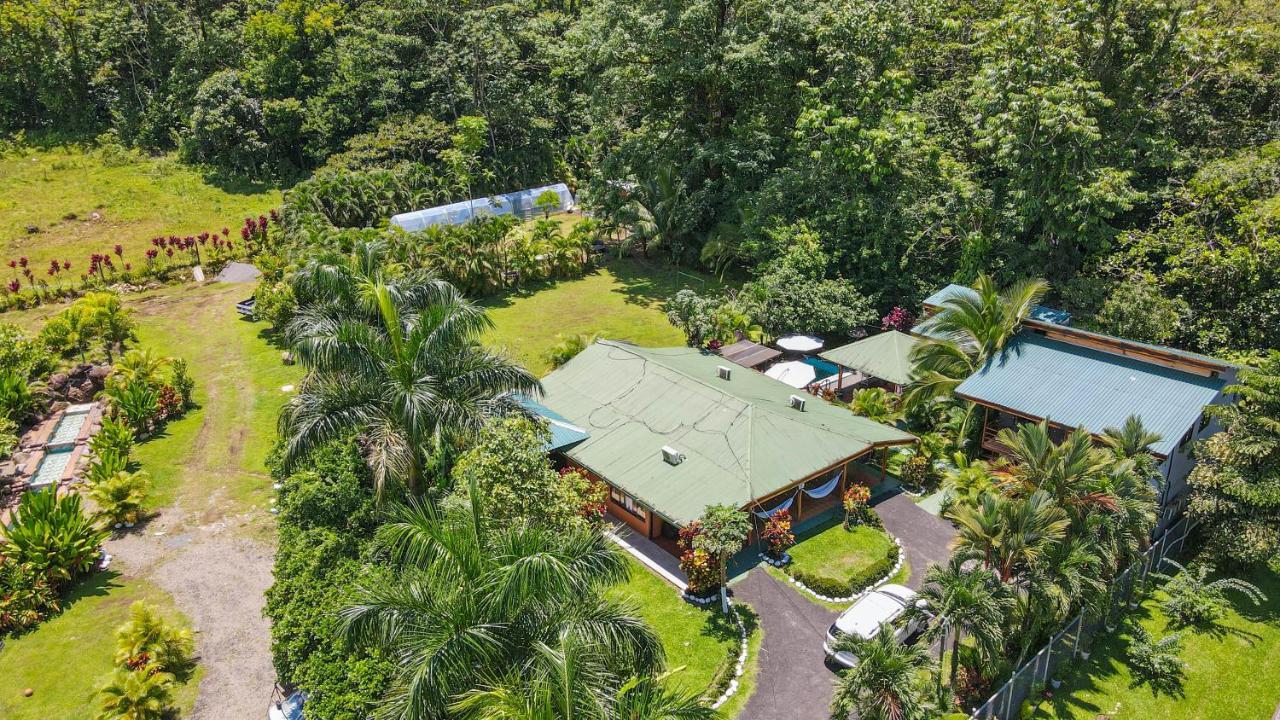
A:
[
  {"xmin": 268, "ymin": 688, "xmax": 304, "ymax": 720},
  {"xmin": 823, "ymin": 584, "xmax": 926, "ymax": 668}
]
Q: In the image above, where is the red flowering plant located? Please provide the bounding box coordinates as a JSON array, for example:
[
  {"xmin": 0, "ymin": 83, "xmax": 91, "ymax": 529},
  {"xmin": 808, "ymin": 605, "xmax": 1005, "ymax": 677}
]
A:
[
  {"xmin": 565, "ymin": 468, "xmax": 608, "ymax": 524},
  {"xmin": 881, "ymin": 306, "xmax": 914, "ymax": 332},
  {"xmin": 760, "ymin": 508, "xmax": 795, "ymax": 560},
  {"xmin": 677, "ymin": 521, "xmax": 722, "ymax": 597},
  {"xmin": 842, "ymin": 483, "xmax": 872, "ymax": 529}
]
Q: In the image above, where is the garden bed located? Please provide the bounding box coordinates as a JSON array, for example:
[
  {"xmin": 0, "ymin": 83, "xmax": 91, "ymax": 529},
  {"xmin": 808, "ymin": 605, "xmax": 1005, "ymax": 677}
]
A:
[{"xmin": 782, "ymin": 519, "xmax": 899, "ymax": 599}]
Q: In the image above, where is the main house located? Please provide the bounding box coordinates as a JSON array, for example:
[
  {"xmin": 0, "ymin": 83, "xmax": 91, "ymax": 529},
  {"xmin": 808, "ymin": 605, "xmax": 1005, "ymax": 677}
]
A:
[
  {"xmin": 528, "ymin": 340, "xmax": 916, "ymax": 556},
  {"xmin": 919, "ymin": 284, "xmax": 1237, "ymax": 526}
]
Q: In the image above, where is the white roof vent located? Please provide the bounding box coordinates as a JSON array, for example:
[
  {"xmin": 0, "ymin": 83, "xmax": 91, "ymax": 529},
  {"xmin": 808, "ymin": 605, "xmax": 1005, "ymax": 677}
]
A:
[
  {"xmin": 789, "ymin": 395, "xmax": 806, "ymax": 411},
  {"xmin": 717, "ymin": 365, "xmax": 732, "ymax": 380},
  {"xmin": 661, "ymin": 446, "xmax": 686, "ymax": 466}
]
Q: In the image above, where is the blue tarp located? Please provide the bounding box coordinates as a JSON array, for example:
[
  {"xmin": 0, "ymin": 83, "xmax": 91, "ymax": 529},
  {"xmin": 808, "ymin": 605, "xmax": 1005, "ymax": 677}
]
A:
[{"xmin": 390, "ymin": 183, "xmax": 576, "ymax": 232}]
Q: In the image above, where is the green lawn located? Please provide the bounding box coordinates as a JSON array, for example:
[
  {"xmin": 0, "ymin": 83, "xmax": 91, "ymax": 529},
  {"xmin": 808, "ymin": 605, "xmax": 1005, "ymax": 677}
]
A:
[
  {"xmin": 787, "ymin": 520, "xmax": 895, "ymax": 583},
  {"xmin": 608, "ymin": 557, "xmax": 758, "ymax": 709},
  {"xmin": 0, "ymin": 145, "xmax": 278, "ymax": 275},
  {"xmin": 1030, "ymin": 563, "xmax": 1280, "ymax": 720},
  {"xmin": 127, "ymin": 282, "xmax": 302, "ymax": 532},
  {"xmin": 0, "ymin": 572, "xmax": 202, "ymax": 720},
  {"xmin": 482, "ymin": 258, "xmax": 723, "ymax": 376}
]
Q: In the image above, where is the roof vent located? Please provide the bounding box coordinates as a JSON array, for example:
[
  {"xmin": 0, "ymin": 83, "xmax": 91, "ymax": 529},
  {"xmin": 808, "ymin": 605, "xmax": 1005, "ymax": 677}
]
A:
[
  {"xmin": 789, "ymin": 395, "xmax": 806, "ymax": 412},
  {"xmin": 717, "ymin": 365, "xmax": 732, "ymax": 380},
  {"xmin": 661, "ymin": 446, "xmax": 686, "ymax": 466}
]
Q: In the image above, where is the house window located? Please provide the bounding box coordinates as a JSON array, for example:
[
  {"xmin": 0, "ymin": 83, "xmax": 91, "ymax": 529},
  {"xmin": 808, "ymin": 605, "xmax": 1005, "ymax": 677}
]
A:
[{"xmin": 610, "ymin": 488, "xmax": 646, "ymax": 520}]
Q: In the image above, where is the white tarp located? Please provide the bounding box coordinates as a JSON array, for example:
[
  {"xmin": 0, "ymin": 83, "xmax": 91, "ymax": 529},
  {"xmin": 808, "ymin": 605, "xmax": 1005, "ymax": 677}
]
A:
[
  {"xmin": 765, "ymin": 360, "xmax": 817, "ymax": 388},
  {"xmin": 776, "ymin": 334, "xmax": 824, "ymax": 352},
  {"xmin": 390, "ymin": 183, "xmax": 575, "ymax": 233}
]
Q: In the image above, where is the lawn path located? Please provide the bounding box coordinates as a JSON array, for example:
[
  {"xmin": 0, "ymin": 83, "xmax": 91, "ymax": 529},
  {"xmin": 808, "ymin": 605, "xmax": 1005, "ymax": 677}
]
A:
[{"xmin": 103, "ymin": 281, "xmax": 298, "ymax": 720}]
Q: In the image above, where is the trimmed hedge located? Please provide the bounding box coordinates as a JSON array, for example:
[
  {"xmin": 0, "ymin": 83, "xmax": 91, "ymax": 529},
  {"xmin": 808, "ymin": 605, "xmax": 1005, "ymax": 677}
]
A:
[{"xmin": 786, "ymin": 538, "xmax": 899, "ymax": 598}]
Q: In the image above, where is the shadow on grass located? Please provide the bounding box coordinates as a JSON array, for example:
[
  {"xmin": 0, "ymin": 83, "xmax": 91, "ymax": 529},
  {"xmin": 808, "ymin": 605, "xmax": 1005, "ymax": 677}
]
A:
[
  {"xmin": 476, "ymin": 257, "xmax": 730, "ymax": 313},
  {"xmin": 4, "ymin": 570, "xmax": 125, "ymax": 642}
]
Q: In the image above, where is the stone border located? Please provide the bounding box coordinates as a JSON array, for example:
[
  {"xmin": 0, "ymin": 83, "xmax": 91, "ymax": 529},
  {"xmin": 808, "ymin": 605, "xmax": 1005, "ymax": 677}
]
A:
[
  {"xmin": 776, "ymin": 535, "xmax": 905, "ymax": 604},
  {"xmin": 675, "ymin": 589, "xmax": 751, "ymax": 710}
]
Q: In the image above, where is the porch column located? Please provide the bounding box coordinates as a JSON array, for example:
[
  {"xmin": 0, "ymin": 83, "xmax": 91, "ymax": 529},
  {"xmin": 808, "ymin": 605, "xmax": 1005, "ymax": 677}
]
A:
[{"xmin": 880, "ymin": 446, "xmax": 888, "ymax": 483}]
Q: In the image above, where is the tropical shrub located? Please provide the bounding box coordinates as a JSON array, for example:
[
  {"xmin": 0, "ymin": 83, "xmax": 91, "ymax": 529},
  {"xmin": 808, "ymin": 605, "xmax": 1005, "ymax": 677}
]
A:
[
  {"xmin": 86, "ymin": 449, "xmax": 131, "ymax": 486},
  {"xmin": 95, "ymin": 666, "xmax": 175, "ymax": 720},
  {"xmin": 0, "ymin": 416, "xmax": 17, "ymax": 459},
  {"xmin": 114, "ymin": 602, "xmax": 195, "ymax": 676},
  {"xmin": 170, "ymin": 358, "xmax": 195, "ymax": 409},
  {"xmin": 546, "ymin": 332, "xmax": 600, "ymax": 368},
  {"xmin": 1159, "ymin": 560, "xmax": 1267, "ymax": 629},
  {"xmin": 110, "ymin": 348, "xmax": 170, "ymax": 391},
  {"xmin": 449, "ymin": 417, "xmax": 605, "ymax": 532},
  {"xmin": 252, "ymin": 280, "xmax": 297, "ymax": 332},
  {"xmin": 677, "ymin": 523, "xmax": 720, "ymax": 597},
  {"xmin": 898, "ymin": 453, "xmax": 933, "ymax": 492},
  {"xmin": 0, "ymin": 323, "xmax": 53, "ymax": 378},
  {"xmin": 760, "ymin": 508, "xmax": 795, "ymax": 559},
  {"xmin": 0, "ymin": 369, "xmax": 38, "ymax": 422},
  {"xmin": 850, "ymin": 387, "xmax": 901, "ymax": 424},
  {"xmin": 842, "ymin": 484, "xmax": 872, "ymax": 529},
  {"xmin": 0, "ymin": 491, "xmax": 107, "ymax": 589},
  {"xmin": 0, "ymin": 559, "xmax": 61, "ymax": 635},
  {"xmin": 107, "ymin": 381, "xmax": 160, "ymax": 434},
  {"xmin": 89, "ymin": 470, "xmax": 151, "ymax": 527},
  {"xmin": 264, "ymin": 440, "xmax": 395, "ymax": 718},
  {"xmin": 156, "ymin": 385, "xmax": 183, "ymax": 419},
  {"xmin": 90, "ymin": 417, "xmax": 135, "ymax": 459},
  {"xmin": 1124, "ymin": 625, "xmax": 1185, "ymax": 697}
]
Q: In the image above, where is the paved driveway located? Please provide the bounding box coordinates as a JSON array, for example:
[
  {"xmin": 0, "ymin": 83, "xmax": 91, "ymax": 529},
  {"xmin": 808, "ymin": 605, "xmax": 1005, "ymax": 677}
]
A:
[
  {"xmin": 734, "ymin": 570, "xmax": 840, "ymax": 720},
  {"xmin": 873, "ymin": 491, "xmax": 957, "ymax": 589},
  {"xmin": 734, "ymin": 492, "xmax": 957, "ymax": 720}
]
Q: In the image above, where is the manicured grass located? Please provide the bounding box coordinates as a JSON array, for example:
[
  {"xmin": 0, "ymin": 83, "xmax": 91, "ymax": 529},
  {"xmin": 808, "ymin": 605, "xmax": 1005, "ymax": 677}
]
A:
[
  {"xmin": 481, "ymin": 258, "xmax": 723, "ymax": 376},
  {"xmin": 1030, "ymin": 563, "xmax": 1280, "ymax": 720},
  {"xmin": 0, "ymin": 145, "xmax": 278, "ymax": 275},
  {"xmin": 0, "ymin": 571, "xmax": 202, "ymax": 720},
  {"xmin": 608, "ymin": 557, "xmax": 758, "ymax": 706},
  {"xmin": 787, "ymin": 521, "xmax": 895, "ymax": 582}
]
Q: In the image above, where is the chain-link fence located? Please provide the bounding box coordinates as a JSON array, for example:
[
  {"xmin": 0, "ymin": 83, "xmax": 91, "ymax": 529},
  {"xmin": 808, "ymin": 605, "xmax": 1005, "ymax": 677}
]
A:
[{"xmin": 969, "ymin": 514, "xmax": 1195, "ymax": 719}]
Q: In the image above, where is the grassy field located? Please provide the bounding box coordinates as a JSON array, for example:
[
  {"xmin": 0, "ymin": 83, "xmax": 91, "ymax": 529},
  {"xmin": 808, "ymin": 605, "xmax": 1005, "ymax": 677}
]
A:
[
  {"xmin": 482, "ymin": 258, "xmax": 722, "ymax": 376},
  {"xmin": 609, "ymin": 557, "xmax": 759, "ymax": 710},
  {"xmin": 0, "ymin": 572, "xmax": 202, "ymax": 720},
  {"xmin": 0, "ymin": 145, "xmax": 278, "ymax": 274},
  {"xmin": 1030, "ymin": 563, "xmax": 1280, "ymax": 720}
]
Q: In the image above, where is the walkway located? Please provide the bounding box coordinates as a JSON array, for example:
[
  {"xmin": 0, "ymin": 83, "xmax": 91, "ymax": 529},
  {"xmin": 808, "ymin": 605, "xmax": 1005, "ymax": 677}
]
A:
[
  {"xmin": 873, "ymin": 491, "xmax": 956, "ymax": 589},
  {"xmin": 735, "ymin": 570, "xmax": 840, "ymax": 720}
]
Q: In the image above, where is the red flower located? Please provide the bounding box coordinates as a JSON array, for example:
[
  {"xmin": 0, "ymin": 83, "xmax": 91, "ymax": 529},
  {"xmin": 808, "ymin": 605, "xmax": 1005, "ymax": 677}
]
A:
[
  {"xmin": 17, "ymin": 256, "xmax": 27, "ymax": 268},
  {"xmin": 166, "ymin": 248, "xmax": 174, "ymax": 257},
  {"xmin": 6, "ymin": 280, "xmax": 18, "ymax": 292},
  {"xmin": 63, "ymin": 261, "xmax": 71, "ymax": 270},
  {"xmin": 221, "ymin": 227, "xmax": 230, "ymax": 236},
  {"xmin": 124, "ymin": 262, "xmax": 132, "ymax": 271},
  {"xmin": 6, "ymin": 260, "xmax": 14, "ymax": 269},
  {"xmin": 113, "ymin": 244, "xmax": 123, "ymax": 256}
]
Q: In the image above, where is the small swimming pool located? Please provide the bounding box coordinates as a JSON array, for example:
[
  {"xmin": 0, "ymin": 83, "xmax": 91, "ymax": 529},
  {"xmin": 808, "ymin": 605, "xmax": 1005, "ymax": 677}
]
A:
[
  {"xmin": 46, "ymin": 404, "xmax": 91, "ymax": 449},
  {"xmin": 30, "ymin": 447, "xmax": 73, "ymax": 488},
  {"xmin": 801, "ymin": 356, "xmax": 840, "ymax": 381}
]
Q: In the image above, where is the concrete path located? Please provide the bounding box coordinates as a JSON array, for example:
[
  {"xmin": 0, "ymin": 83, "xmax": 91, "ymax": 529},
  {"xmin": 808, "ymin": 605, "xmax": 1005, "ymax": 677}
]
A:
[
  {"xmin": 735, "ymin": 570, "xmax": 840, "ymax": 720},
  {"xmin": 873, "ymin": 491, "xmax": 957, "ymax": 588}
]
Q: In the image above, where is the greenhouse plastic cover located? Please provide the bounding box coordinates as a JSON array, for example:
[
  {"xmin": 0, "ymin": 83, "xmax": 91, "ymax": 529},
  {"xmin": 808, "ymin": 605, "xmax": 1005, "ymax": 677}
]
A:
[{"xmin": 390, "ymin": 183, "xmax": 575, "ymax": 232}]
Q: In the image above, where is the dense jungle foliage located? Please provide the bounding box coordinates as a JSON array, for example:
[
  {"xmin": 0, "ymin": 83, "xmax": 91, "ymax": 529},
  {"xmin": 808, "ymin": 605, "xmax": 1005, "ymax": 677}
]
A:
[{"xmin": 3, "ymin": 0, "xmax": 1277, "ymax": 354}]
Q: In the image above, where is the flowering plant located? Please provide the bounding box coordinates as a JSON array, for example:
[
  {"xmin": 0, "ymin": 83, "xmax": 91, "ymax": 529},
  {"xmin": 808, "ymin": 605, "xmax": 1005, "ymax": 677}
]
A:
[
  {"xmin": 842, "ymin": 484, "xmax": 871, "ymax": 529},
  {"xmin": 761, "ymin": 508, "xmax": 795, "ymax": 559},
  {"xmin": 679, "ymin": 548, "xmax": 720, "ymax": 596},
  {"xmin": 881, "ymin": 306, "xmax": 914, "ymax": 332}
]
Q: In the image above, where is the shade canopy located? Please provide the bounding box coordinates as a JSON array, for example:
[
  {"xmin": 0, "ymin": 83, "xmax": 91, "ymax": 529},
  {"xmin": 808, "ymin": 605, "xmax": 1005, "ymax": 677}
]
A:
[
  {"xmin": 719, "ymin": 339, "xmax": 782, "ymax": 369},
  {"xmin": 776, "ymin": 334, "xmax": 824, "ymax": 352},
  {"xmin": 390, "ymin": 183, "xmax": 575, "ymax": 232},
  {"xmin": 765, "ymin": 360, "xmax": 817, "ymax": 388},
  {"xmin": 819, "ymin": 330, "xmax": 921, "ymax": 386}
]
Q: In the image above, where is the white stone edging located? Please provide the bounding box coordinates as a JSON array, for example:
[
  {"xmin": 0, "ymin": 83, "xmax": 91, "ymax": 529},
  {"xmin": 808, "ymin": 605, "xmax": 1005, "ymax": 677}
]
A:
[
  {"xmin": 708, "ymin": 595, "xmax": 750, "ymax": 710},
  {"xmin": 778, "ymin": 536, "xmax": 905, "ymax": 604}
]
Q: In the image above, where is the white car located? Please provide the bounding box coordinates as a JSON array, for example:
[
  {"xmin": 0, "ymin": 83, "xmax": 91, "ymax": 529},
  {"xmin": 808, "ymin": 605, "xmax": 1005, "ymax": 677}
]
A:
[{"xmin": 823, "ymin": 584, "xmax": 926, "ymax": 668}]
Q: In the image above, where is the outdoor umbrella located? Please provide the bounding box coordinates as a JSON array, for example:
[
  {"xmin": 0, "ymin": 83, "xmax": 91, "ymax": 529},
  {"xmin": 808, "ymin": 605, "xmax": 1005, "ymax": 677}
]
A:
[
  {"xmin": 776, "ymin": 334, "xmax": 824, "ymax": 353},
  {"xmin": 765, "ymin": 360, "xmax": 817, "ymax": 389}
]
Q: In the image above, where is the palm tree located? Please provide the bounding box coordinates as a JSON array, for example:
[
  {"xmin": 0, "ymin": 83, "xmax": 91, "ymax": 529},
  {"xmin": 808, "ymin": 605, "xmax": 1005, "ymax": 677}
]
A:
[
  {"xmin": 96, "ymin": 667, "xmax": 174, "ymax": 720},
  {"xmin": 829, "ymin": 625, "xmax": 932, "ymax": 720},
  {"xmin": 630, "ymin": 165, "xmax": 684, "ymax": 258},
  {"xmin": 997, "ymin": 422, "xmax": 1110, "ymax": 508},
  {"xmin": 904, "ymin": 275, "xmax": 1049, "ymax": 440},
  {"xmin": 342, "ymin": 486, "xmax": 666, "ymax": 719},
  {"xmin": 1100, "ymin": 415, "xmax": 1163, "ymax": 461},
  {"xmin": 947, "ymin": 490, "xmax": 1069, "ymax": 582},
  {"xmin": 918, "ymin": 556, "xmax": 1013, "ymax": 693},
  {"xmin": 281, "ymin": 243, "xmax": 539, "ymax": 495}
]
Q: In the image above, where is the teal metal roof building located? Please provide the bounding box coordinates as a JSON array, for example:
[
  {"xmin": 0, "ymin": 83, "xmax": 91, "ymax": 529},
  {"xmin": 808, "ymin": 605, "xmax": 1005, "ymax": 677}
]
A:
[
  {"xmin": 518, "ymin": 395, "xmax": 591, "ymax": 452},
  {"xmin": 955, "ymin": 332, "xmax": 1226, "ymax": 457}
]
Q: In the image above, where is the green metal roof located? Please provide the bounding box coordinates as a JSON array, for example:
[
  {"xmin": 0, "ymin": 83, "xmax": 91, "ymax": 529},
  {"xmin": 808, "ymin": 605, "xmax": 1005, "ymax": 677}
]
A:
[
  {"xmin": 819, "ymin": 331, "xmax": 921, "ymax": 386},
  {"xmin": 539, "ymin": 341, "xmax": 916, "ymax": 525},
  {"xmin": 955, "ymin": 332, "xmax": 1226, "ymax": 457}
]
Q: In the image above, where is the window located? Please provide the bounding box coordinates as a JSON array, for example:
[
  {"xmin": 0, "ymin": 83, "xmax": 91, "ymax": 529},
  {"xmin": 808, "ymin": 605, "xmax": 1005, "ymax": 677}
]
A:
[{"xmin": 610, "ymin": 488, "xmax": 646, "ymax": 519}]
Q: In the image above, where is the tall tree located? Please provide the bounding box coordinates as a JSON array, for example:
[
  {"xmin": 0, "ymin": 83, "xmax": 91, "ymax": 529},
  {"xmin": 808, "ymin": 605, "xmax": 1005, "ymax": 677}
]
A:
[
  {"xmin": 828, "ymin": 625, "xmax": 932, "ymax": 720},
  {"xmin": 917, "ymin": 556, "xmax": 1012, "ymax": 693}
]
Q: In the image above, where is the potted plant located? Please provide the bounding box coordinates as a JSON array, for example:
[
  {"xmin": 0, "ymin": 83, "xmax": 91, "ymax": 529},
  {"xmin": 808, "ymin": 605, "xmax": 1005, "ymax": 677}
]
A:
[{"xmin": 760, "ymin": 509, "xmax": 795, "ymax": 565}]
